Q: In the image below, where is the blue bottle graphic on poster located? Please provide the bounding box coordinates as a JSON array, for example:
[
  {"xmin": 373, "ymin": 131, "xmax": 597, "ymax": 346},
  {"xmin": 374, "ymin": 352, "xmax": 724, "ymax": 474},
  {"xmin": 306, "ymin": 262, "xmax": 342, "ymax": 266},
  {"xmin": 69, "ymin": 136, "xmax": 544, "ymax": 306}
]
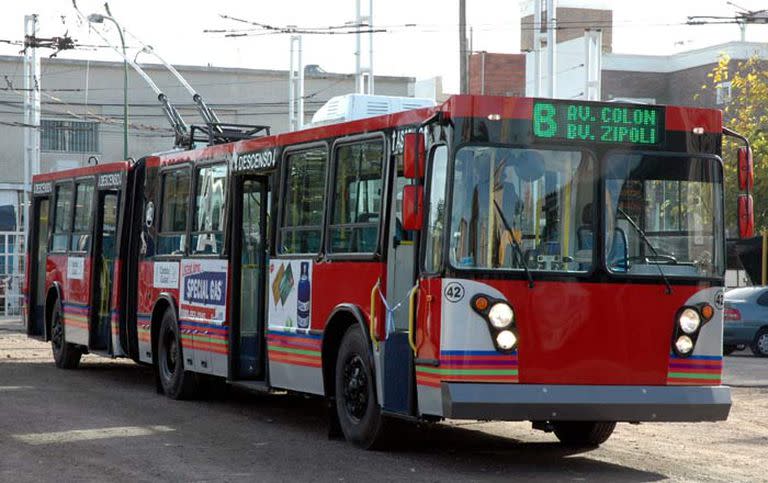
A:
[{"xmin": 297, "ymin": 262, "xmax": 310, "ymax": 328}]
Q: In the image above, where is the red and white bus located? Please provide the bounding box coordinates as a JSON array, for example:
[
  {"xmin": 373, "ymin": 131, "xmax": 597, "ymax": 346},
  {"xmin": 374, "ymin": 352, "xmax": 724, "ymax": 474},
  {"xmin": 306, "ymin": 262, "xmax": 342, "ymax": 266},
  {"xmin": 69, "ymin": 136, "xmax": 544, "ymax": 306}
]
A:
[{"xmin": 25, "ymin": 95, "xmax": 754, "ymax": 448}]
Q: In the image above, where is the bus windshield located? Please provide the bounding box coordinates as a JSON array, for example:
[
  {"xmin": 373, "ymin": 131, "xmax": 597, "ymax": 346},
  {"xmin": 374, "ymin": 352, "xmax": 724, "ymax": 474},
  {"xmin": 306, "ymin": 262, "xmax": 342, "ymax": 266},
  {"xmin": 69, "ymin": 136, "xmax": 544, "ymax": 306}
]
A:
[
  {"xmin": 604, "ymin": 153, "xmax": 723, "ymax": 278},
  {"xmin": 449, "ymin": 146, "xmax": 595, "ymax": 273}
]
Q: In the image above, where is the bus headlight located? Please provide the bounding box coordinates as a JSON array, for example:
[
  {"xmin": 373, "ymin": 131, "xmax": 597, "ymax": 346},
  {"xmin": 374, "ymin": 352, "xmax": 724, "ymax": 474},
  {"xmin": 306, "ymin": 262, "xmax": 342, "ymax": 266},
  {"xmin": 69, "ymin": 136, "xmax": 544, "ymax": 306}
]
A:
[
  {"xmin": 496, "ymin": 330, "xmax": 517, "ymax": 350},
  {"xmin": 675, "ymin": 335, "xmax": 694, "ymax": 354},
  {"xmin": 678, "ymin": 308, "xmax": 701, "ymax": 334},
  {"xmin": 488, "ymin": 303, "xmax": 514, "ymax": 329}
]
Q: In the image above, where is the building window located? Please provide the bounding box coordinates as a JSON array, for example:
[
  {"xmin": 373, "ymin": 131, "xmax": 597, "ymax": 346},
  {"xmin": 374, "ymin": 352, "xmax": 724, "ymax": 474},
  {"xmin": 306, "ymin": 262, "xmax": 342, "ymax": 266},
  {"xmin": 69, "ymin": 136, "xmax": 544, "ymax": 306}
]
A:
[
  {"xmin": 41, "ymin": 119, "xmax": 99, "ymax": 153},
  {"xmin": 716, "ymin": 81, "xmax": 732, "ymax": 105}
]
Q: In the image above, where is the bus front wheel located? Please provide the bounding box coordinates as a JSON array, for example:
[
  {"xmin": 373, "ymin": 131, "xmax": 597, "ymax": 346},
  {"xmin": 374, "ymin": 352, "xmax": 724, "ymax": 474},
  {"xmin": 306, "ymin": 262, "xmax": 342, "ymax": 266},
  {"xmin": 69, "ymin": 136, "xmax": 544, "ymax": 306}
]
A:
[
  {"xmin": 156, "ymin": 308, "xmax": 199, "ymax": 400},
  {"xmin": 552, "ymin": 421, "xmax": 616, "ymax": 447},
  {"xmin": 334, "ymin": 325, "xmax": 388, "ymax": 449},
  {"xmin": 51, "ymin": 302, "xmax": 82, "ymax": 369}
]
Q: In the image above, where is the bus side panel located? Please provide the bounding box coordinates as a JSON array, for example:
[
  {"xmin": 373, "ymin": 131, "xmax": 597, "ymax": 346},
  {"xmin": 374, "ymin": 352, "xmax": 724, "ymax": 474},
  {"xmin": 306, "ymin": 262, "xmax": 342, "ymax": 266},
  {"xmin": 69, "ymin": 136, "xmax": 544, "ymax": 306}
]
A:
[
  {"xmin": 136, "ymin": 260, "xmax": 159, "ymax": 363},
  {"xmin": 45, "ymin": 253, "xmax": 88, "ymax": 347},
  {"xmin": 265, "ymin": 260, "xmax": 385, "ymax": 395},
  {"xmin": 177, "ymin": 258, "xmax": 230, "ymax": 377},
  {"xmin": 62, "ymin": 256, "xmax": 93, "ymax": 347},
  {"xmin": 109, "ymin": 259, "xmax": 124, "ymax": 356},
  {"xmin": 45, "ymin": 253, "xmax": 66, "ymax": 313},
  {"xmin": 414, "ymin": 277, "xmax": 444, "ymax": 416}
]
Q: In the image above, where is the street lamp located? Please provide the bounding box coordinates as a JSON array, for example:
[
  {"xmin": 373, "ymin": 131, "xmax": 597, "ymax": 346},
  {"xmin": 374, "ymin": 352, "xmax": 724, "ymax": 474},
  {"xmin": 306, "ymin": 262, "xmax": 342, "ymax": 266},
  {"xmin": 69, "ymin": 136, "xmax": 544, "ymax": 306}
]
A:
[{"xmin": 88, "ymin": 13, "xmax": 128, "ymax": 160}]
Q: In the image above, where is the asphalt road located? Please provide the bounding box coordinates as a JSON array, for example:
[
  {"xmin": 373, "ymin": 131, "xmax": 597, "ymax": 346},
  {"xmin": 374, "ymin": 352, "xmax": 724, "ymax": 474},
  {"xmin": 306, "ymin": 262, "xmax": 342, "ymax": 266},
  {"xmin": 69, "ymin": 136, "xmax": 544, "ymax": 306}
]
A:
[{"xmin": 1, "ymin": 318, "xmax": 767, "ymax": 482}]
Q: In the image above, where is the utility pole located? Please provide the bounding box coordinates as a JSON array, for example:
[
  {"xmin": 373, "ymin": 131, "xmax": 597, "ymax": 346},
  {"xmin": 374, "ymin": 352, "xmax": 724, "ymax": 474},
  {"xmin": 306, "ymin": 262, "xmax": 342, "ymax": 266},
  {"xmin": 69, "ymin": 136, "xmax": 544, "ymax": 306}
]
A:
[
  {"xmin": 584, "ymin": 29, "xmax": 602, "ymax": 101},
  {"xmin": 546, "ymin": 0, "xmax": 557, "ymax": 98},
  {"xmin": 459, "ymin": 0, "xmax": 467, "ymax": 94},
  {"xmin": 354, "ymin": 0, "xmax": 374, "ymax": 94},
  {"xmin": 23, "ymin": 14, "xmax": 41, "ymax": 239},
  {"xmin": 289, "ymin": 35, "xmax": 304, "ymax": 131},
  {"xmin": 533, "ymin": 0, "xmax": 543, "ymax": 96}
]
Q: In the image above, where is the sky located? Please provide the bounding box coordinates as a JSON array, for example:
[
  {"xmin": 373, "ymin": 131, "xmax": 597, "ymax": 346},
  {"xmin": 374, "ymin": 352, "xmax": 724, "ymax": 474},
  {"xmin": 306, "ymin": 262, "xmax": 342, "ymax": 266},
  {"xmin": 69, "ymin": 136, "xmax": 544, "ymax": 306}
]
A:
[{"xmin": 0, "ymin": 0, "xmax": 766, "ymax": 94}]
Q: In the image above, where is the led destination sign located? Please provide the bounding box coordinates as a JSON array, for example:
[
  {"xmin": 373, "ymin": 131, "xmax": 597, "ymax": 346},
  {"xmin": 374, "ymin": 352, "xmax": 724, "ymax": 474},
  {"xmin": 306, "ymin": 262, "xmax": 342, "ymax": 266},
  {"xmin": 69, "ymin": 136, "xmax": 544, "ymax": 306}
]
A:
[{"xmin": 532, "ymin": 101, "xmax": 664, "ymax": 145}]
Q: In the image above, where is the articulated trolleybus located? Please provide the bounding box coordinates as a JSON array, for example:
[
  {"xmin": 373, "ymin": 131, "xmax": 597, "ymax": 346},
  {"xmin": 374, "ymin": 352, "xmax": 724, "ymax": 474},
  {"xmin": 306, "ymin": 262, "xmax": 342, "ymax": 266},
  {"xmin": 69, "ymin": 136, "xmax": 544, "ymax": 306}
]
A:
[{"xmin": 26, "ymin": 95, "xmax": 755, "ymax": 448}]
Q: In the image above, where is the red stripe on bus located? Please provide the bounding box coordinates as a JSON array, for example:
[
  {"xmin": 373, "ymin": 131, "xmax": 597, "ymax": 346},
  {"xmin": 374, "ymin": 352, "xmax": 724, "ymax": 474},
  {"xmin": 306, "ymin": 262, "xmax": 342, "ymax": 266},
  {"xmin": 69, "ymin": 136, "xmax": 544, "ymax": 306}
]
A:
[
  {"xmin": 667, "ymin": 367, "xmax": 722, "ymax": 375},
  {"xmin": 667, "ymin": 378, "xmax": 721, "ymax": 385},
  {"xmin": 64, "ymin": 319, "xmax": 89, "ymax": 329},
  {"xmin": 267, "ymin": 349, "xmax": 320, "ymax": 362},
  {"xmin": 33, "ymin": 161, "xmax": 130, "ymax": 182},
  {"xmin": 269, "ymin": 353, "xmax": 322, "ymax": 369}
]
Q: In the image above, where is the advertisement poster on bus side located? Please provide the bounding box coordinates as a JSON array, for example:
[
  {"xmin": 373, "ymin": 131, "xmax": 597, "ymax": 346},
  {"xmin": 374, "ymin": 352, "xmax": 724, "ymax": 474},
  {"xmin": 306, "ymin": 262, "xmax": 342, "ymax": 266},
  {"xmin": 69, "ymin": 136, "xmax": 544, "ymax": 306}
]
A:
[
  {"xmin": 268, "ymin": 259, "xmax": 313, "ymax": 331},
  {"xmin": 179, "ymin": 259, "xmax": 228, "ymax": 324}
]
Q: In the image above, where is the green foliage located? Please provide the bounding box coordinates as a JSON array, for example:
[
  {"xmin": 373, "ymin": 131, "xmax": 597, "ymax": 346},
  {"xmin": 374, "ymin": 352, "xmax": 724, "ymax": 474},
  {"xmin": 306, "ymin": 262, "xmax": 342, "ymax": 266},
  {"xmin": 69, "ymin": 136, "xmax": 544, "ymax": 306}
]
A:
[{"xmin": 703, "ymin": 55, "xmax": 768, "ymax": 236}]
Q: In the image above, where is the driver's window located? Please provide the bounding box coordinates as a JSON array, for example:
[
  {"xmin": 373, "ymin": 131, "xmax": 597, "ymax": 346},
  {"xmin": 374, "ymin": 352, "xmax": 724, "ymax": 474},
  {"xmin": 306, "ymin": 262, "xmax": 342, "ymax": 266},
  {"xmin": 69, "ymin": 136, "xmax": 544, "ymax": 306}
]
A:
[{"xmin": 449, "ymin": 147, "xmax": 593, "ymax": 273}]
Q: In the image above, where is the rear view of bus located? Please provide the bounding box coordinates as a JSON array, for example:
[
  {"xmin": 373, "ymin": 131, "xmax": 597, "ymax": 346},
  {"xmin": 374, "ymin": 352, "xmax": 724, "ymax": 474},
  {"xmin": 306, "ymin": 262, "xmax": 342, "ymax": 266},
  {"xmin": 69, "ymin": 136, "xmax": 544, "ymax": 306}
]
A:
[{"xmin": 403, "ymin": 97, "xmax": 750, "ymax": 446}]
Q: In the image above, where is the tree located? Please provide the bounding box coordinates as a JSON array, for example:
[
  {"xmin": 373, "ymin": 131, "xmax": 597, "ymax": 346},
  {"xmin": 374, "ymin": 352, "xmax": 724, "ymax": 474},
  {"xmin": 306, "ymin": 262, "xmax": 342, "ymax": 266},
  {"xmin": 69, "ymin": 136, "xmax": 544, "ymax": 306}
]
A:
[{"xmin": 701, "ymin": 54, "xmax": 768, "ymax": 236}]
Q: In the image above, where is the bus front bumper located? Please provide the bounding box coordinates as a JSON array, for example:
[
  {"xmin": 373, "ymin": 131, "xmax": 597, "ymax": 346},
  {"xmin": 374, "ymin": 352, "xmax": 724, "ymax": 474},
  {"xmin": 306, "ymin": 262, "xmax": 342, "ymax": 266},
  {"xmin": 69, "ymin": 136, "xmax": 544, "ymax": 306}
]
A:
[{"xmin": 441, "ymin": 383, "xmax": 731, "ymax": 422}]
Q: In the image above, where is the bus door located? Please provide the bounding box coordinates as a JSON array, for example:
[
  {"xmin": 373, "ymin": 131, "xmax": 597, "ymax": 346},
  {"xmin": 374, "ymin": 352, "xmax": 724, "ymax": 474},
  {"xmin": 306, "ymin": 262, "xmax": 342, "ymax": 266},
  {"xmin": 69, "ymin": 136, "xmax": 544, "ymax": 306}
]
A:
[
  {"xmin": 382, "ymin": 141, "xmax": 420, "ymax": 415},
  {"xmin": 229, "ymin": 176, "xmax": 269, "ymax": 380},
  {"xmin": 90, "ymin": 190, "xmax": 120, "ymax": 351},
  {"xmin": 27, "ymin": 195, "xmax": 51, "ymax": 337}
]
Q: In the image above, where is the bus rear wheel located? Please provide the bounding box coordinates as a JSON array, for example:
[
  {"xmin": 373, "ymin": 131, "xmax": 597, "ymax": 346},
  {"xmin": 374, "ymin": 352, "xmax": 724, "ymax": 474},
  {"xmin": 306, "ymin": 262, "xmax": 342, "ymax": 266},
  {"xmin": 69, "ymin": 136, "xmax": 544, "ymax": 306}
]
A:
[
  {"xmin": 552, "ymin": 421, "xmax": 616, "ymax": 447},
  {"xmin": 334, "ymin": 325, "xmax": 388, "ymax": 449},
  {"xmin": 157, "ymin": 308, "xmax": 199, "ymax": 400},
  {"xmin": 51, "ymin": 302, "xmax": 82, "ymax": 369}
]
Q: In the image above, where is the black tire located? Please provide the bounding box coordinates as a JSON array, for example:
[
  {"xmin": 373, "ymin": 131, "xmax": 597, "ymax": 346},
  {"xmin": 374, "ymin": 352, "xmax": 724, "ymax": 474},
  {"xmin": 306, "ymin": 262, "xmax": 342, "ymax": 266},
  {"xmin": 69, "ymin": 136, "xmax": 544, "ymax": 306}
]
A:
[
  {"xmin": 750, "ymin": 328, "xmax": 768, "ymax": 357},
  {"xmin": 723, "ymin": 344, "xmax": 738, "ymax": 356},
  {"xmin": 334, "ymin": 325, "xmax": 388, "ymax": 449},
  {"xmin": 156, "ymin": 308, "xmax": 199, "ymax": 400},
  {"xmin": 50, "ymin": 302, "xmax": 82, "ymax": 369},
  {"xmin": 552, "ymin": 421, "xmax": 616, "ymax": 447}
]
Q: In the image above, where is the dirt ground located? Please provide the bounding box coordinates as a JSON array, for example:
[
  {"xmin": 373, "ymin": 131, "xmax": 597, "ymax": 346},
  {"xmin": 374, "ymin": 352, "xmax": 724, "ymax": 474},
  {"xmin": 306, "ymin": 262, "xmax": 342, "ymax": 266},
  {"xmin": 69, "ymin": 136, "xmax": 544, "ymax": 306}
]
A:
[{"xmin": 1, "ymin": 319, "xmax": 767, "ymax": 482}]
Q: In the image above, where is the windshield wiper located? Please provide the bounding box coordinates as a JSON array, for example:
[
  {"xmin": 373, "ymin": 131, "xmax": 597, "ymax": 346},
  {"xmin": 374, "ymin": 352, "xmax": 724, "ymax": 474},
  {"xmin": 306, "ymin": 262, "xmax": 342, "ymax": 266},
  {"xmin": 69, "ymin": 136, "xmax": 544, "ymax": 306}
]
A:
[
  {"xmin": 617, "ymin": 207, "xmax": 672, "ymax": 295},
  {"xmin": 493, "ymin": 200, "xmax": 534, "ymax": 288}
]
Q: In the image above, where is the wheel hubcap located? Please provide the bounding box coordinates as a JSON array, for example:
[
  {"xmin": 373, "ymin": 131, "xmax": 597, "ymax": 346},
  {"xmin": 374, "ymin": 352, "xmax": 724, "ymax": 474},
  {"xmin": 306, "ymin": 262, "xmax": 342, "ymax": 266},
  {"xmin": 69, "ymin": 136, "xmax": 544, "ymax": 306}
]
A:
[
  {"xmin": 758, "ymin": 334, "xmax": 768, "ymax": 354},
  {"xmin": 342, "ymin": 355, "xmax": 369, "ymax": 422}
]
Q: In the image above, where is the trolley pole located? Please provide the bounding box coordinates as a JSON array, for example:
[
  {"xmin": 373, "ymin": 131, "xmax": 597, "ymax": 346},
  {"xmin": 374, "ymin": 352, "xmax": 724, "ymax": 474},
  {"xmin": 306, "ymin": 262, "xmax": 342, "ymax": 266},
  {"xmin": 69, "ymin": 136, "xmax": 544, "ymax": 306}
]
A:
[{"xmin": 88, "ymin": 12, "xmax": 128, "ymax": 160}]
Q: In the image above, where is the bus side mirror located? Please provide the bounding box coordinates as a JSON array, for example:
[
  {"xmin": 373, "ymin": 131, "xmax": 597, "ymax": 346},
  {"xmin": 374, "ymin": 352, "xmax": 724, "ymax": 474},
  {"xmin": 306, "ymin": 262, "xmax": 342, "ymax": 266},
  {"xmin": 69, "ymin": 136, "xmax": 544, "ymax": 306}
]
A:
[
  {"xmin": 738, "ymin": 194, "xmax": 754, "ymax": 239},
  {"xmin": 402, "ymin": 185, "xmax": 424, "ymax": 231},
  {"xmin": 738, "ymin": 146, "xmax": 754, "ymax": 192},
  {"xmin": 403, "ymin": 133, "xmax": 425, "ymax": 179}
]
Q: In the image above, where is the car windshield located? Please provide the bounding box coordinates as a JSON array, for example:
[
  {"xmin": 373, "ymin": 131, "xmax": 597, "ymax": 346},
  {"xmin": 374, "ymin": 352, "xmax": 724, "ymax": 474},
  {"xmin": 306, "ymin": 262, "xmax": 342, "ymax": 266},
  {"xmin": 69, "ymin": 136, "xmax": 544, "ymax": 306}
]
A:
[
  {"xmin": 604, "ymin": 153, "xmax": 723, "ymax": 278},
  {"xmin": 449, "ymin": 146, "xmax": 595, "ymax": 273}
]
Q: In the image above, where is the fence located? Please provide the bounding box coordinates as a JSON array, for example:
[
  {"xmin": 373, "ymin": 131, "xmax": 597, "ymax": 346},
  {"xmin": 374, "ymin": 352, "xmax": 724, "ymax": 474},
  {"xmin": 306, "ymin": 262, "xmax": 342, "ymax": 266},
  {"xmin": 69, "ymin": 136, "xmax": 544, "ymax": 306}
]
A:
[{"xmin": 0, "ymin": 231, "xmax": 25, "ymax": 318}]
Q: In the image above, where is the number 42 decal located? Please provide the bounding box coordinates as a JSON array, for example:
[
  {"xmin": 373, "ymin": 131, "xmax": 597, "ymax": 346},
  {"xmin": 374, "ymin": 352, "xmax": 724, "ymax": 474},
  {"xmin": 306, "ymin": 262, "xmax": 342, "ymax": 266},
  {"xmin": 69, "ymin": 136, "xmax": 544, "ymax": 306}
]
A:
[{"xmin": 444, "ymin": 282, "xmax": 465, "ymax": 303}]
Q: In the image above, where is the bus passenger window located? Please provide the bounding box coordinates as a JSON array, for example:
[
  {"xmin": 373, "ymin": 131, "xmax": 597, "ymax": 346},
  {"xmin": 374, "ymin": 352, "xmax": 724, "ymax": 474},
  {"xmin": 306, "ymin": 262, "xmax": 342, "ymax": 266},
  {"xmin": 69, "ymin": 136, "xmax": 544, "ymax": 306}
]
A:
[
  {"xmin": 52, "ymin": 184, "xmax": 73, "ymax": 252},
  {"xmin": 192, "ymin": 164, "xmax": 227, "ymax": 255},
  {"xmin": 329, "ymin": 140, "xmax": 384, "ymax": 254},
  {"xmin": 157, "ymin": 169, "xmax": 190, "ymax": 256},
  {"xmin": 70, "ymin": 183, "xmax": 94, "ymax": 252},
  {"xmin": 280, "ymin": 147, "xmax": 327, "ymax": 254}
]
